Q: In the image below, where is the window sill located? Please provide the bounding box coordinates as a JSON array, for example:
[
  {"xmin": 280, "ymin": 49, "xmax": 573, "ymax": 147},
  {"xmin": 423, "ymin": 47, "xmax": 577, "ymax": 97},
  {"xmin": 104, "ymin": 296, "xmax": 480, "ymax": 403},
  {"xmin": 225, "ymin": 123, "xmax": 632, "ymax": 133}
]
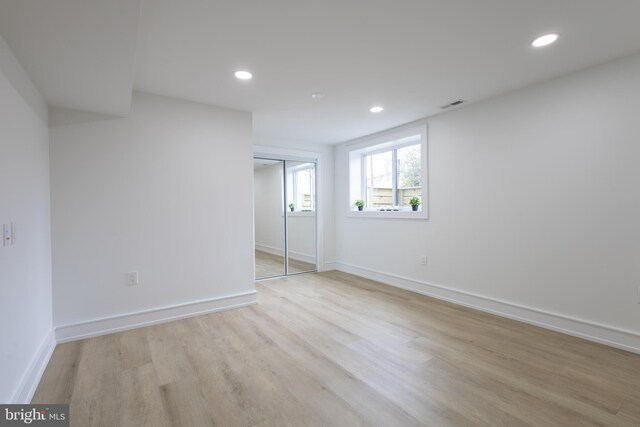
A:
[
  {"xmin": 287, "ymin": 211, "xmax": 316, "ymax": 217},
  {"xmin": 346, "ymin": 209, "xmax": 428, "ymax": 220}
]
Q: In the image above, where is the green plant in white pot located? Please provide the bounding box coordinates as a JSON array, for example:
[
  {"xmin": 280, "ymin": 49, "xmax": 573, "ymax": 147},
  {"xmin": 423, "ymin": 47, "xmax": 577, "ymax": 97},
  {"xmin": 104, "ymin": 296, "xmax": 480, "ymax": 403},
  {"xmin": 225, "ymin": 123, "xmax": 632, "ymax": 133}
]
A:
[{"xmin": 409, "ymin": 196, "xmax": 421, "ymax": 211}]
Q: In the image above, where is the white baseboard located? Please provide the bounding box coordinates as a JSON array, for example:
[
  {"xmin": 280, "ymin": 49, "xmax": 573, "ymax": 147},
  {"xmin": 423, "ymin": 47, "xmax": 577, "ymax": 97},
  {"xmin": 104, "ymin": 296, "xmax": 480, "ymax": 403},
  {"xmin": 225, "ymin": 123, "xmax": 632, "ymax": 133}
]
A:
[
  {"xmin": 11, "ymin": 328, "xmax": 56, "ymax": 403},
  {"xmin": 255, "ymin": 244, "xmax": 316, "ymax": 264},
  {"xmin": 55, "ymin": 291, "xmax": 257, "ymax": 343},
  {"xmin": 321, "ymin": 261, "xmax": 337, "ymax": 272},
  {"xmin": 288, "ymin": 250, "xmax": 316, "ymax": 264},
  {"xmin": 335, "ymin": 262, "xmax": 640, "ymax": 354},
  {"xmin": 255, "ymin": 243, "xmax": 284, "ymax": 257}
]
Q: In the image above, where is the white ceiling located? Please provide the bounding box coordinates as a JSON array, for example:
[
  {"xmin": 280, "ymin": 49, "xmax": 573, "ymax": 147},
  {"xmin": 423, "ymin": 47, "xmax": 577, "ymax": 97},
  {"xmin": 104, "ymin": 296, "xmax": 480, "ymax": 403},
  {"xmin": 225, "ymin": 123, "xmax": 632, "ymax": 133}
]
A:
[
  {"xmin": 2, "ymin": 1, "xmax": 640, "ymax": 144},
  {"xmin": 0, "ymin": 0, "xmax": 141, "ymax": 116}
]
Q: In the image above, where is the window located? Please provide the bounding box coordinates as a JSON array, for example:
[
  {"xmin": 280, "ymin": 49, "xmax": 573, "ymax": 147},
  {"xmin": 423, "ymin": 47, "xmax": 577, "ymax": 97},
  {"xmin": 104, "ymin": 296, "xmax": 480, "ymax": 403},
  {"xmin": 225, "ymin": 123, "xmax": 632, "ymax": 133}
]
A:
[
  {"xmin": 287, "ymin": 163, "xmax": 315, "ymax": 211},
  {"xmin": 348, "ymin": 124, "xmax": 427, "ymax": 218},
  {"xmin": 364, "ymin": 143, "xmax": 421, "ymax": 209}
]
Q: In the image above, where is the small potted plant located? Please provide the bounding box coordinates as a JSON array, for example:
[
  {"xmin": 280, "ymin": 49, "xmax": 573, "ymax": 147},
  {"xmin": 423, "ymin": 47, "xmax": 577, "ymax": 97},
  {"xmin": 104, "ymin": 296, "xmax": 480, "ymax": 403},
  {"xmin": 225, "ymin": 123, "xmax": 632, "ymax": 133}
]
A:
[
  {"xmin": 355, "ymin": 200, "xmax": 364, "ymax": 211},
  {"xmin": 288, "ymin": 203, "xmax": 295, "ymax": 212},
  {"xmin": 409, "ymin": 196, "xmax": 421, "ymax": 211}
]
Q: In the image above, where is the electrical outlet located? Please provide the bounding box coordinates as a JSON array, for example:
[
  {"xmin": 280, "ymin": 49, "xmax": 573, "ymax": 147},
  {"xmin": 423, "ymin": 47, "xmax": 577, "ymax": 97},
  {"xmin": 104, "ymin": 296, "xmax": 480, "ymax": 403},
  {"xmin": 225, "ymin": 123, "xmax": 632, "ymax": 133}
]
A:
[
  {"xmin": 637, "ymin": 287, "xmax": 640, "ymax": 304},
  {"xmin": 420, "ymin": 255, "xmax": 428, "ymax": 266},
  {"xmin": 127, "ymin": 271, "xmax": 139, "ymax": 286}
]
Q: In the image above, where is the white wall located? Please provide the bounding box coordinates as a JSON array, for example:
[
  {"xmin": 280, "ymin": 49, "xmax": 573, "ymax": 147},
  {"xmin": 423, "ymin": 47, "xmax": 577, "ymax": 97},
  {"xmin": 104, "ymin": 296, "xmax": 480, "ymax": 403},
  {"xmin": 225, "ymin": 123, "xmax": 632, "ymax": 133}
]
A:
[
  {"xmin": 254, "ymin": 162, "xmax": 285, "ymax": 254},
  {"xmin": 0, "ymin": 35, "xmax": 53, "ymax": 403},
  {"xmin": 335, "ymin": 53, "xmax": 640, "ymax": 350},
  {"xmin": 50, "ymin": 92, "xmax": 255, "ymax": 332},
  {"xmin": 254, "ymin": 139, "xmax": 336, "ymax": 270}
]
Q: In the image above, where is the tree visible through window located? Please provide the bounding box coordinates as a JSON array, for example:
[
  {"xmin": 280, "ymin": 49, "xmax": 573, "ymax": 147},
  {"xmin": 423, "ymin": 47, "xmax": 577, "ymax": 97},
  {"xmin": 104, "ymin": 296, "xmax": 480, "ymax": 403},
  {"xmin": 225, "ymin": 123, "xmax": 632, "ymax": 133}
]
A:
[{"xmin": 397, "ymin": 144, "xmax": 421, "ymax": 207}]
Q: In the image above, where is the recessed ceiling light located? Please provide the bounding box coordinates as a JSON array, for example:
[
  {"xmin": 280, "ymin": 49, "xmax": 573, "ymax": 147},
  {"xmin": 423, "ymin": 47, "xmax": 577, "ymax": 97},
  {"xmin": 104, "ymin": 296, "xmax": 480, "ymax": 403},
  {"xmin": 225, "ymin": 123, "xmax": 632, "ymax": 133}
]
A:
[
  {"xmin": 311, "ymin": 92, "xmax": 325, "ymax": 100},
  {"xmin": 531, "ymin": 33, "xmax": 558, "ymax": 48},
  {"xmin": 370, "ymin": 106, "xmax": 384, "ymax": 113},
  {"xmin": 234, "ymin": 70, "xmax": 253, "ymax": 80}
]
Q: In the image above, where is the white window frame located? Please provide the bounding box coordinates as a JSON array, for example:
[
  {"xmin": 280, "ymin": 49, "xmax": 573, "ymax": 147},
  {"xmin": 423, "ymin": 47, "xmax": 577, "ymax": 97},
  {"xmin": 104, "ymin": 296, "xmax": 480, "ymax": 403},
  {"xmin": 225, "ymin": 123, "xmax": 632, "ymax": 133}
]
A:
[
  {"xmin": 347, "ymin": 123, "xmax": 428, "ymax": 219},
  {"xmin": 361, "ymin": 141, "xmax": 421, "ymax": 208}
]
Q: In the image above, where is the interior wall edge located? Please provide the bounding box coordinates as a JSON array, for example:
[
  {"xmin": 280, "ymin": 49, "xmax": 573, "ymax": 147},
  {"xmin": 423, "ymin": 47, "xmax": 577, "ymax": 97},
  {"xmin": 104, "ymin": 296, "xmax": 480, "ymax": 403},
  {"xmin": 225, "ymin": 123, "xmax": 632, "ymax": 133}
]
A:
[
  {"xmin": 0, "ymin": 32, "xmax": 53, "ymax": 404},
  {"xmin": 9, "ymin": 329, "xmax": 56, "ymax": 404},
  {"xmin": 0, "ymin": 34, "xmax": 47, "ymax": 123},
  {"xmin": 55, "ymin": 291, "xmax": 257, "ymax": 344},
  {"xmin": 335, "ymin": 262, "xmax": 640, "ymax": 355}
]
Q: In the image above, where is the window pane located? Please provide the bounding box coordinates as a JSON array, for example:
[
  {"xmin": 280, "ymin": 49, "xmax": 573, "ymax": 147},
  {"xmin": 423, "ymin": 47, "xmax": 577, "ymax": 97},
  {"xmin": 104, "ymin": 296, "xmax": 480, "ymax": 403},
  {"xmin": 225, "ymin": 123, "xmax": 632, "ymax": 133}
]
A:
[
  {"xmin": 297, "ymin": 169, "xmax": 313, "ymax": 210},
  {"xmin": 365, "ymin": 150, "xmax": 393, "ymax": 208},
  {"xmin": 397, "ymin": 144, "xmax": 421, "ymax": 207}
]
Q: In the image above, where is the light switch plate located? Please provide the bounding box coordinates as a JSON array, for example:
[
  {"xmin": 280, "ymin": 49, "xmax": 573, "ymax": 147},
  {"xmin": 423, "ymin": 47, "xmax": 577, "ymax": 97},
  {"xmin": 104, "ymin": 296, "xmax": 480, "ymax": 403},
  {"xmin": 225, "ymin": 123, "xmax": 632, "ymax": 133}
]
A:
[{"xmin": 3, "ymin": 224, "xmax": 11, "ymax": 247}]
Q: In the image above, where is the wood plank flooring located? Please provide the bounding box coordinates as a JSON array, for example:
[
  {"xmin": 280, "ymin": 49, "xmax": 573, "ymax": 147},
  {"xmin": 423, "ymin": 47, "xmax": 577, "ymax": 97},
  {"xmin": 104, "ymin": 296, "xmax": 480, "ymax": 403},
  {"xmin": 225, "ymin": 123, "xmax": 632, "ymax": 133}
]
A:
[{"xmin": 33, "ymin": 271, "xmax": 640, "ymax": 426}]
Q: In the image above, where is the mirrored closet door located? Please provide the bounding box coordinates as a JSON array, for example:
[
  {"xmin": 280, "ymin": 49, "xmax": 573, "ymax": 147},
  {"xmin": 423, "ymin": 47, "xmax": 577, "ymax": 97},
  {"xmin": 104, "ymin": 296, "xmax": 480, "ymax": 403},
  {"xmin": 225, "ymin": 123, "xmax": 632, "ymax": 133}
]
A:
[
  {"xmin": 253, "ymin": 159, "xmax": 286, "ymax": 278},
  {"xmin": 285, "ymin": 161, "xmax": 317, "ymax": 274},
  {"xmin": 254, "ymin": 157, "xmax": 317, "ymax": 279}
]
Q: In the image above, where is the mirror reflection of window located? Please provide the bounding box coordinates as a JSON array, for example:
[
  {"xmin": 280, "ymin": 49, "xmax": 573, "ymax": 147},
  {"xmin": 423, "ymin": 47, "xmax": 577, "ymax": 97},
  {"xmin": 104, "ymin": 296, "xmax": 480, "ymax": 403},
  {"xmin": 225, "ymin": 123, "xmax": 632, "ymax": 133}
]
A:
[
  {"xmin": 285, "ymin": 161, "xmax": 317, "ymax": 275},
  {"xmin": 287, "ymin": 163, "xmax": 315, "ymax": 212}
]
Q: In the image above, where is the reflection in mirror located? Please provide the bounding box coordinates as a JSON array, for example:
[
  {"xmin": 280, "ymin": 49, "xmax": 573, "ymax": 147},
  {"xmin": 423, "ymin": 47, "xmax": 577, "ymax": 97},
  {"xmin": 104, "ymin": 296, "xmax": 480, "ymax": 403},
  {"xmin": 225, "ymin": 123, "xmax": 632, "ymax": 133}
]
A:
[
  {"xmin": 286, "ymin": 161, "xmax": 317, "ymax": 274},
  {"xmin": 254, "ymin": 159, "xmax": 285, "ymax": 279}
]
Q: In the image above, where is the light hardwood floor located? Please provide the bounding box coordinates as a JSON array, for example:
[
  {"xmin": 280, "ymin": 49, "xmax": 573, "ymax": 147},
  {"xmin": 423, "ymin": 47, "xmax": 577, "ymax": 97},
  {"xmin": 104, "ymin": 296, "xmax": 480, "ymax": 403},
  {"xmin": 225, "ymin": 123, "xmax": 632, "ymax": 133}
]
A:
[
  {"xmin": 33, "ymin": 271, "xmax": 640, "ymax": 426},
  {"xmin": 255, "ymin": 249, "xmax": 315, "ymax": 278}
]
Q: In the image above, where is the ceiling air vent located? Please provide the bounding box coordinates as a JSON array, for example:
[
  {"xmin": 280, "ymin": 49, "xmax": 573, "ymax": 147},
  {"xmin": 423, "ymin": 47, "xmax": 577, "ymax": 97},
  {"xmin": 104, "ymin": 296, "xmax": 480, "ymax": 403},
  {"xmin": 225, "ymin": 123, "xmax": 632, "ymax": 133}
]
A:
[{"xmin": 441, "ymin": 99, "xmax": 464, "ymax": 109}]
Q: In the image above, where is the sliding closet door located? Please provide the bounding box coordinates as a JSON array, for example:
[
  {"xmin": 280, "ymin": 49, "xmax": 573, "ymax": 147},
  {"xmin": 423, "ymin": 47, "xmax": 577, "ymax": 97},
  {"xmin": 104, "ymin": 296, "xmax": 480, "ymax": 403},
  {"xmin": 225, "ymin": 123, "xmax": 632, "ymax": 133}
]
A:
[
  {"xmin": 254, "ymin": 159, "xmax": 286, "ymax": 279},
  {"xmin": 285, "ymin": 161, "xmax": 317, "ymax": 274}
]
